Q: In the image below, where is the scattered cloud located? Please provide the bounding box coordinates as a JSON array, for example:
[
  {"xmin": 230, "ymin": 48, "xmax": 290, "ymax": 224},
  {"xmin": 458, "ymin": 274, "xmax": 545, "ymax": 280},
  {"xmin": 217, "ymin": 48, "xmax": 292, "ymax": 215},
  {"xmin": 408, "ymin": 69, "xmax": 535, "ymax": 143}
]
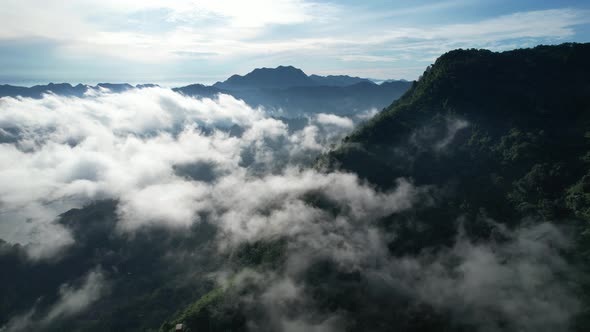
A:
[
  {"xmin": 210, "ymin": 215, "xmax": 580, "ymax": 331},
  {"xmin": 42, "ymin": 269, "xmax": 107, "ymax": 324},
  {"xmin": 388, "ymin": 222, "xmax": 580, "ymax": 332}
]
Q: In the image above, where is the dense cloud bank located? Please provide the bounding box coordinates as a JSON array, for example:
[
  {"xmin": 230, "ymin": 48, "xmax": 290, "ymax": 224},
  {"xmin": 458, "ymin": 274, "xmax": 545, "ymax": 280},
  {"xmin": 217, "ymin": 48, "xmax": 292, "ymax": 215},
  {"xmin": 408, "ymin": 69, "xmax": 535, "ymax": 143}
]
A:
[
  {"xmin": 0, "ymin": 87, "xmax": 582, "ymax": 331},
  {"xmin": 0, "ymin": 88, "xmax": 356, "ymax": 258}
]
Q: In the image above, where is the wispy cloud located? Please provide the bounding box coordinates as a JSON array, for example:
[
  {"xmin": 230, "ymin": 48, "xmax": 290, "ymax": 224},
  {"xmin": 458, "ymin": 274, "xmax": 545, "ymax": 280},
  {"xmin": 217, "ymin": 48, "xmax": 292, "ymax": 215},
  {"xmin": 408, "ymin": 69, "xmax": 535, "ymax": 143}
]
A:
[
  {"xmin": 0, "ymin": 1, "xmax": 589, "ymax": 81},
  {"xmin": 1, "ymin": 268, "xmax": 107, "ymax": 332}
]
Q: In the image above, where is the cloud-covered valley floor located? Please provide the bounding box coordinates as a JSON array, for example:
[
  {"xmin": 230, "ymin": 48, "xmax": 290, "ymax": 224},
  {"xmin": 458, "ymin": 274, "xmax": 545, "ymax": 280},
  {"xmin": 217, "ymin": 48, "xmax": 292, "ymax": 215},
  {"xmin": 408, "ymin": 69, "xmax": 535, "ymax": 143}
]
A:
[{"xmin": 0, "ymin": 88, "xmax": 582, "ymax": 332}]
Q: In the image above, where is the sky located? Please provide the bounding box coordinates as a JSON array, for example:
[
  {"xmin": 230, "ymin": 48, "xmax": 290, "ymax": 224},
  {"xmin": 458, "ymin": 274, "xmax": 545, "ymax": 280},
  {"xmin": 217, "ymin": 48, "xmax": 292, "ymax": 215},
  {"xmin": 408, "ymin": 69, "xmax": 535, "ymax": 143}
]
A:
[{"xmin": 1, "ymin": 0, "xmax": 589, "ymax": 86}]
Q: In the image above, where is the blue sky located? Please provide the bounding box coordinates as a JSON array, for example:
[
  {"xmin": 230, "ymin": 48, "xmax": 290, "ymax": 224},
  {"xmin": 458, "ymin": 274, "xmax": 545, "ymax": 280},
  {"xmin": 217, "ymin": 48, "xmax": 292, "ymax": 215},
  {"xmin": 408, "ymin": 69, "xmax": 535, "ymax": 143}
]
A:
[{"xmin": 1, "ymin": 0, "xmax": 589, "ymax": 86}]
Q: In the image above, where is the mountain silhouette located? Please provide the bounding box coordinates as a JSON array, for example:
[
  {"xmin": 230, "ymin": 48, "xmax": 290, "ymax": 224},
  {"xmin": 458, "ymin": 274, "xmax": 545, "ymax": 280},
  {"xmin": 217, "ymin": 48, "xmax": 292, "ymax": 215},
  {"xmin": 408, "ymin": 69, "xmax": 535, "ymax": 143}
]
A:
[
  {"xmin": 213, "ymin": 65, "xmax": 316, "ymax": 89},
  {"xmin": 176, "ymin": 66, "xmax": 412, "ymax": 115},
  {"xmin": 0, "ymin": 67, "xmax": 412, "ymax": 116}
]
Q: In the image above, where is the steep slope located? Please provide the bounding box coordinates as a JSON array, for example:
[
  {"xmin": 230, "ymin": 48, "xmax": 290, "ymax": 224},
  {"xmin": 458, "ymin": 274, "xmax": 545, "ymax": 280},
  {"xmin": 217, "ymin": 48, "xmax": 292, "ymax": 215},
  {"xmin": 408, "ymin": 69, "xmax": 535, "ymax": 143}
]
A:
[
  {"xmin": 163, "ymin": 43, "xmax": 590, "ymax": 332},
  {"xmin": 0, "ymin": 201, "xmax": 221, "ymax": 332},
  {"xmin": 320, "ymin": 43, "xmax": 590, "ymax": 225}
]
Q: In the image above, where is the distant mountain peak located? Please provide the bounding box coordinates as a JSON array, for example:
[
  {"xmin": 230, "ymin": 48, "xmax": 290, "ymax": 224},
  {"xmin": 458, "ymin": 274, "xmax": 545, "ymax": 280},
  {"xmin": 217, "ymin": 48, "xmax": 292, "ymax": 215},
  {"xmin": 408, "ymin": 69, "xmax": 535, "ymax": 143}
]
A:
[
  {"xmin": 212, "ymin": 65, "xmax": 391, "ymax": 90},
  {"xmin": 214, "ymin": 65, "xmax": 313, "ymax": 90}
]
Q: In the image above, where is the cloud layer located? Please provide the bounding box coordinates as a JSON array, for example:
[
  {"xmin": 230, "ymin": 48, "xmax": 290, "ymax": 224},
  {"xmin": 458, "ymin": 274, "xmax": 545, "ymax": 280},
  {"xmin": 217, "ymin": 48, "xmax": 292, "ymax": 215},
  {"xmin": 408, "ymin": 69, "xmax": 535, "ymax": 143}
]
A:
[{"xmin": 0, "ymin": 88, "xmax": 361, "ymax": 258}]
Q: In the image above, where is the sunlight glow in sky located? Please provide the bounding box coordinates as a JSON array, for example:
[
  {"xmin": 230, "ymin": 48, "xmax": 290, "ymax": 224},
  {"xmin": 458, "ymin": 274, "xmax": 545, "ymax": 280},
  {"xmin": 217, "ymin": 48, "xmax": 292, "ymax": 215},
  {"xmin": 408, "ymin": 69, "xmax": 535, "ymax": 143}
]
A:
[{"xmin": 1, "ymin": 0, "xmax": 589, "ymax": 85}]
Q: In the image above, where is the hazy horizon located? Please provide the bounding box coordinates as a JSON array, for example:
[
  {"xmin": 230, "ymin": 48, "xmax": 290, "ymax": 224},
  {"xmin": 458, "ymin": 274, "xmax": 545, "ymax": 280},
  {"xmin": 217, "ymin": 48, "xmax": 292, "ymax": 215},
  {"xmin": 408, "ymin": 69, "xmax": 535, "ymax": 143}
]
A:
[{"xmin": 0, "ymin": 65, "xmax": 406, "ymax": 87}]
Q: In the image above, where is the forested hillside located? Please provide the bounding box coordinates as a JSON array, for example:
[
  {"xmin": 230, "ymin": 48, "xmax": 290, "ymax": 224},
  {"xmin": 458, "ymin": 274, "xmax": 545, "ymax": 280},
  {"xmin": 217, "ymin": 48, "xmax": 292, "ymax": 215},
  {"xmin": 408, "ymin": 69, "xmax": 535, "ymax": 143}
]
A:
[
  {"xmin": 164, "ymin": 43, "xmax": 590, "ymax": 331},
  {"xmin": 321, "ymin": 43, "xmax": 590, "ymax": 227}
]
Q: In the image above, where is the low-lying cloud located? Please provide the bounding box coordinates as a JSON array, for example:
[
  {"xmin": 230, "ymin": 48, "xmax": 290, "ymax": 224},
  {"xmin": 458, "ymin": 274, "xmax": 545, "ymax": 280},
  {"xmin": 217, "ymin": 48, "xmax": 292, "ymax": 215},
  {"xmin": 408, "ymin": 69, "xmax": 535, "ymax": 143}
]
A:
[
  {"xmin": 0, "ymin": 88, "xmax": 361, "ymax": 258},
  {"xmin": 217, "ymin": 220, "xmax": 579, "ymax": 332},
  {"xmin": 386, "ymin": 222, "xmax": 579, "ymax": 332}
]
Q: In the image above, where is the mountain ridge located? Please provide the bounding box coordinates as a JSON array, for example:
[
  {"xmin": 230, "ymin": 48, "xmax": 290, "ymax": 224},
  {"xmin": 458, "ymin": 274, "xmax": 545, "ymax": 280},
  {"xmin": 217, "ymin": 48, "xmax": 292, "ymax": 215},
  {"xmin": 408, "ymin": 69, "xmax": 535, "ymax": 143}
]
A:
[
  {"xmin": 320, "ymin": 42, "xmax": 590, "ymax": 223},
  {"xmin": 212, "ymin": 65, "xmax": 394, "ymax": 90},
  {"xmin": 0, "ymin": 67, "xmax": 410, "ymax": 116}
]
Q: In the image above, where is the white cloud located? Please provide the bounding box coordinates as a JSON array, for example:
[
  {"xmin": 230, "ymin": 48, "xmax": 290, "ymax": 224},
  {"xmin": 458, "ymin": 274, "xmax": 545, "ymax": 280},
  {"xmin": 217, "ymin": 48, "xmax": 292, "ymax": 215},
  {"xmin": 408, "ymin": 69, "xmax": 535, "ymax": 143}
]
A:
[
  {"xmin": 394, "ymin": 222, "xmax": 580, "ymax": 332},
  {"xmin": 117, "ymin": 180, "xmax": 209, "ymax": 230},
  {"xmin": 355, "ymin": 108, "xmax": 379, "ymax": 121},
  {"xmin": 432, "ymin": 9, "xmax": 586, "ymax": 41},
  {"xmin": 0, "ymin": 0, "xmax": 337, "ymax": 62},
  {"xmin": 43, "ymin": 269, "xmax": 107, "ymax": 323},
  {"xmin": 0, "ymin": 88, "xmax": 361, "ymax": 258},
  {"xmin": 315, "ymin": 113, "xmax": 354, "ymax": 130},
  {"xmin": 211, "ymin": 171, "xmax": 420, "ymax": 249}
]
